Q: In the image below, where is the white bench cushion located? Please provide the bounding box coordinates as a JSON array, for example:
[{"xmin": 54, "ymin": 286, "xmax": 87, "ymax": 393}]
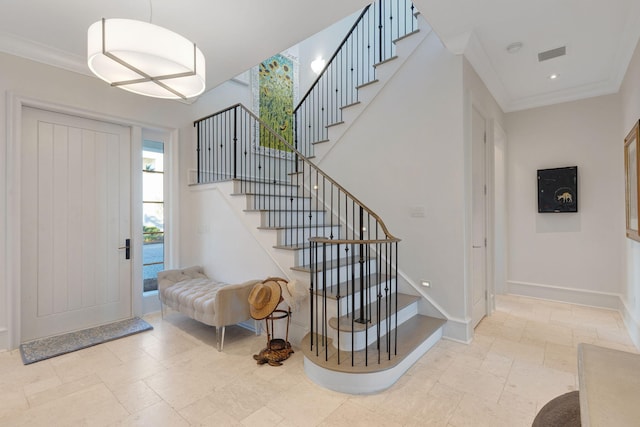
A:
[{"xmin": 162, "ymin": 278, "xmax": 228, "ymax": 326}]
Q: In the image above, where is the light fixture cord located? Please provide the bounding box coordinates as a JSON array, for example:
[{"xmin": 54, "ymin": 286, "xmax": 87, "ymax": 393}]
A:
[{"xmin": 148, "ymin": 0, "xmax": 153, "ymax": 23}]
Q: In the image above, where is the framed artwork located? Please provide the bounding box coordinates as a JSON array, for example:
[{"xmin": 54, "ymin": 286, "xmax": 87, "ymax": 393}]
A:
[
  {"xmin": 625, "ymin": 121, "xmax": 640, "ymax": 242},
  {"xmin": 252, "ymin": 51, "xmax": 299, "ymax": 157},
  {"xmin": 537, "ymin": 166, "xmax": 578, "ymax": 213}
]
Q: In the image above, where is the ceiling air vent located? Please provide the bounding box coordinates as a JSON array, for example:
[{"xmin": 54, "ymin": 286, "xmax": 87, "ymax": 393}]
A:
[{"xmin": 538, "ymin": 46, "xmax": 566, "ymax": 62}]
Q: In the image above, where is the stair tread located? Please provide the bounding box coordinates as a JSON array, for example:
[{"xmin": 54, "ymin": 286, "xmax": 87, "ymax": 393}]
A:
[
  {"xmin": 340, "ymin": 101, "xmax": 361, "ymax": 110},
  {"xmin": 231, "ymin": 192, "xmax": 311, "ymax": 199},
  {"xmin": 326, "ymin": 121, "xmax": 344, "ymax": 128},
  {"xmin": 257, "ymin": 223, "xmax": 339, "ymax": 231},
  {"xmin": 311, "ymin": 139, "xmax": 330, "ymax": 146},
  {"xmin": 273, "ymin": 243, "xmax": 312, "ymax": 251},
  {"xmin": 302, "ymin": 315, "xmax": 446, "ymax": 374},
  {"xmin": 356, "ymin": 79, "xmax": 379, "ymax": 90},
  {"xmin": 292, "ymin": 255, "xmax": 373, "ymax": 273},
  {"xmin": 232, "ymin": 178, "xmax": 298, "ymax": 187},
  {"xmin": 393, "ymin": 28, "xmax": 420, "ymax": 44},
  {"xmin": 275, "ymin": 242, "xmax": 365, "ymax": 253},
  {"xmin": 328, "ymin": 293, "xmax": 420, "ymax": 333},
  {"xmin": 314, "ymin": 273, "xmax": 389, "ymax": 299},
  {"xmin": 373, "ymin": 55, "xmax": 398, "ymax": 68},
  {"xmin": 244, "ymin": 208, "xmax": 326, "ymax": 213}
]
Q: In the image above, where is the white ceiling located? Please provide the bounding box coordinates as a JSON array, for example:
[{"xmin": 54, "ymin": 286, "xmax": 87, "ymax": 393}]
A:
[
  {"xmin": 2, "ymin": 0, "xmax": 640, "ymax": 112},
  {"xmin": 414, "ymin": 0, "xmax": 640, "ymax": 111},
  {"xmin": 0, "ymin": 0, "xmax": 370, "ymax": 94}
]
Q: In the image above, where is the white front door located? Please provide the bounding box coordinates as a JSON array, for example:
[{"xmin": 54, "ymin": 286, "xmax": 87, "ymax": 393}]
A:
[
  {"xmin": 21, "ymin": 107, "xmax": 132, "ymax": 341},
  {"xmin": 471, "ymin": 106, "xmax": 487, "ymax": 328}
]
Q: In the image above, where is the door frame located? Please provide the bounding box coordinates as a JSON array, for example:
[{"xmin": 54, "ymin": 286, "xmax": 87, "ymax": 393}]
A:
[
  {"xmin": 6, "ymin": 93, "xmax": 178, "ymax": 349},
  {"xmin": 465, "ymin": 96, "xmax": 497, "ymax": 335},
  {"xmin": 471, "ymin": 105, "xmax": 489, "ymax": 327}
]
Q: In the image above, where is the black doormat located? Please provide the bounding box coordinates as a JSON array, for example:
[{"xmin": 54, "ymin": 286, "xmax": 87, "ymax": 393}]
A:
[{"xmin": 19, "ymin": 317, "xmax": 153, "ymax": 365}]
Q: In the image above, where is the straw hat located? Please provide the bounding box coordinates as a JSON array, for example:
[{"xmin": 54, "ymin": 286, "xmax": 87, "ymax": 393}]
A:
[{"xmin": 248, "ymin": 279, "xmax": 282, "ymax": 320}]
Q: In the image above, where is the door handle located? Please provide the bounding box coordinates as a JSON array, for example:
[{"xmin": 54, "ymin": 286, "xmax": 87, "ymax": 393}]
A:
[
  {"xmin": 472, "ymin": 245, "xmax": 482, "ymax": 248},
  {"xmin": 119, "ymin": 238, "xmax": 131, "ymax": 260}
]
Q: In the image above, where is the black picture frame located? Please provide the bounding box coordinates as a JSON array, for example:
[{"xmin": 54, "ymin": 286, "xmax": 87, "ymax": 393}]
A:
[{"xmin": 537, "ymin": 166, "xmax": 578, "ymax": 213}]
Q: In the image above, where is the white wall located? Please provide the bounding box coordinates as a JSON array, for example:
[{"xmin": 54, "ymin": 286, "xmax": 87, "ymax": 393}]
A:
[
  {"xmin": 316, "ymin": 31, "xmax": 471, "ymax": 339},
  {"xmin": 297, "ymin": 10, "xmax": 361, "ymax": 103},
  {"xmin": 181, "ymin": 186, "xmax": 285, "ymax": 283},
  {"xmin": 619, "ymin": 39, "xmax": 640, "ymax": 348},
  {"xmin": 505, "ymin": 94, "xmax": 625, "ymax": 307}
]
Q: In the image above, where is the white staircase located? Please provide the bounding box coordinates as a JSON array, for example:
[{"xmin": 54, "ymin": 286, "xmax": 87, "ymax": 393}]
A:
[{"xmin": 191, "ymin": 3, "xmax": 445, "ymax": 394}]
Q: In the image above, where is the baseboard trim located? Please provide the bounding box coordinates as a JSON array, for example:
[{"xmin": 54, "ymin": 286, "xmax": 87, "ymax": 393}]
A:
[
  {"xmin": 142, "ymin": 290, "xmax": 161, "ymax": 315},
  {"xmin": 620, "ymin": 300, "xmax": 640, "ymax": 350},
  {"xmin": 442, "ymin": 317, "xmax": 472, "ymax": 343},
  {"xmin": 507, "ymin": 280, "xmax": 621, "ymax": 310},
  {"xmin": 0, "ymin": 328, "xmax": 8, "ymax": 351}
]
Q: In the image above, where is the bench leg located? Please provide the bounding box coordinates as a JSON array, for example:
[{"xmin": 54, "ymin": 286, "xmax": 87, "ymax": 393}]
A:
[{"xmin": 216, "ymin": 326, "xmax": 226, "ymax": 352}]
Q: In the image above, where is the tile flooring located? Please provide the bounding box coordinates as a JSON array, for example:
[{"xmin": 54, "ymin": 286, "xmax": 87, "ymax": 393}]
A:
[{"xmin": 0, "ymin": 295, "xmax": 637, "ymax": 426}]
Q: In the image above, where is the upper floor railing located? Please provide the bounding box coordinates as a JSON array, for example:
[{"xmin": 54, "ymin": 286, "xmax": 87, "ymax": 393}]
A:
[{"xmin": 294, "ymin": 0, "xmax": 418, "ymax": 157}]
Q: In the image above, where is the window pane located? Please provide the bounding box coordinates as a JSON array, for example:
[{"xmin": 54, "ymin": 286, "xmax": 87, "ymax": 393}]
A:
[
  {"xmin": 143, "ymin": 242, "xmax": 164, "ymax": 265},
  {"xmin": 143, "ymin": 172, "xmax": 163, "ymax": 202},
  {"xmin": 142, "ymin": 138, "xmax": 164, "ymax": 294},
  {"xmin": 143, "ymin": 203, "xmax": 164, "ymax": 232},
  {"xmin": 143, "ymin": 262, "xmax": 164, "ymax": 292},
  {"xmin": 143, "ymin": 140, "xmax": 164, "ymax": 172}
]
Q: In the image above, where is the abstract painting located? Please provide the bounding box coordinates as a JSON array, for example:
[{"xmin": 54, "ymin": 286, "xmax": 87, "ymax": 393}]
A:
[{"xmin": 253, "ymin": 52, "xmax": 298, "ymax": 155}]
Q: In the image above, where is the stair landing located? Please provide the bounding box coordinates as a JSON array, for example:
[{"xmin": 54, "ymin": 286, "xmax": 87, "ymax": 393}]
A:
[{"xmin": 302, "ymin": 315, "xmax": 445, "ymax": 394}]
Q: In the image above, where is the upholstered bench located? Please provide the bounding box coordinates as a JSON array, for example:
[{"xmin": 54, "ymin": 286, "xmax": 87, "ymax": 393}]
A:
[{"xmin": 157, "ymin": 266, "xmax": 261, "ymax": 351}]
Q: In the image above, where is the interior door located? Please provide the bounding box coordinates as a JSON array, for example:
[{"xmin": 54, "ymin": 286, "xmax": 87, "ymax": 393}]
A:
[
  {"xmin": 21, "ymin": 107, "xmax": 132, "ymax": 342},
  {"xmin": 471, "ymin": 106, "xmax": 487, "ymax": 328}
]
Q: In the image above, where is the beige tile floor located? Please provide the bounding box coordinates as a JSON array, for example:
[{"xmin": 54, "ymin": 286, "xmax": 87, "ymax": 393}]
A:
[{"xmin": 1, "ymin": 294, "xmax": 637, "ymax": 426}]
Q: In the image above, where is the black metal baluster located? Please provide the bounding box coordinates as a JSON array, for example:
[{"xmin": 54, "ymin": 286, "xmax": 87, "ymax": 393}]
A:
[{"xmin": 322, "ymin": 242, "xmax": 328, "ymax": 361}]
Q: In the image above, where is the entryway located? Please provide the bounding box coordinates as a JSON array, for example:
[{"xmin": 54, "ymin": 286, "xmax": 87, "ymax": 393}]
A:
[{"xmin": 20, "ymin": 107, "xmax": 132, "ymax": 342}]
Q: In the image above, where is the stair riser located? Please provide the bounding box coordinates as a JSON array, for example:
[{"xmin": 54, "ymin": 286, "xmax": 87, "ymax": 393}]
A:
[
  {"xmin": 244, "ymin": 195, "xmax": 312, "ymax": 211},
  {"xmin": 317, "ymin": 278, "xmax": 394, "ymax": 314},
  {"xmin": 233, "ymin": 156, "xmax": 297, "ymax": 182},
  {"xmin": 296, "ymin": 244, "xmax": 364, "ymax": 266},
  {"xmin": 331, "ymin": 302, "xmax": 418, "ymax": 352},
  {"xmin": 293, "ymin": 244, "xmax": 345, "ymax": 265},
  {"xmin": 308, "ymin": 259, "xmax": 379, "ymax": 285},
  {"xmin": 314, "ymin": 291, "xmax": 386, "ymax": 325},
  {"xmin": 275, "ymin": 225, "xmax": 342, "ymax": 246},
  {"xmin": 259, "ymin": 211, "xmax": 327, "ymax": 228}
]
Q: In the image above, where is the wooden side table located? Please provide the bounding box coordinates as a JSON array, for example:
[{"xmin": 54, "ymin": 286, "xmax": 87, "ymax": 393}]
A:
[{"xmin": 578, "ymin": 343, "xmax": 640, "ymax": 426}]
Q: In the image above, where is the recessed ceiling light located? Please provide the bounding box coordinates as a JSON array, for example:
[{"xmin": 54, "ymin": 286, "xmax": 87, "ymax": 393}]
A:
[
  {"xmin": 549, "ymin": 74, "xmax": 559, "ymax": 80},
  {"xmin": 506, "ymin": 42, "xmax": 523, "ymax": 54}
]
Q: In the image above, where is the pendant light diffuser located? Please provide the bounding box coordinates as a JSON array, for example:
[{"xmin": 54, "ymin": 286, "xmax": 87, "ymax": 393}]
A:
[{"xmin": 88, "ymin": 18, "xmax": 206, "ymax": 100}]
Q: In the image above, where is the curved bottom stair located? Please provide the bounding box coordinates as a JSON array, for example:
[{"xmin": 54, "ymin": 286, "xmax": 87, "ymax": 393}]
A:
[{"xmin": 302, "ymin": 315, "xmax": 446, "ymax": 394}]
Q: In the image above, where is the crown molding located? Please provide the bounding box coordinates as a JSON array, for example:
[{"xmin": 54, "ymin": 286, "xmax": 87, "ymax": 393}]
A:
[
  {"xmin": 504, "ymin": 80, "xmax": 618, "ymax": 112},
  {"xmin": 0, "ymin": 32, "xmax": 91, "ymax": 77},
  {"xmin": 461, "ymin": 30, "xmax": 626, "ymax": 113},
  {"xmin": 461, "ymin": 31, "xmax": 511, "ymax": 111}
]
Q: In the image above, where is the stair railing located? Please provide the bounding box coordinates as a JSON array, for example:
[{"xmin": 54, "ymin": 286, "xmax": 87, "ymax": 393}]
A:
[
  {"xmin": 294, "ymin": 0, "xmax": 418, "ymax": 158},
  {"xmin": 194, "ymin": 103, "xmax": 400, "ymax": 366}
]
